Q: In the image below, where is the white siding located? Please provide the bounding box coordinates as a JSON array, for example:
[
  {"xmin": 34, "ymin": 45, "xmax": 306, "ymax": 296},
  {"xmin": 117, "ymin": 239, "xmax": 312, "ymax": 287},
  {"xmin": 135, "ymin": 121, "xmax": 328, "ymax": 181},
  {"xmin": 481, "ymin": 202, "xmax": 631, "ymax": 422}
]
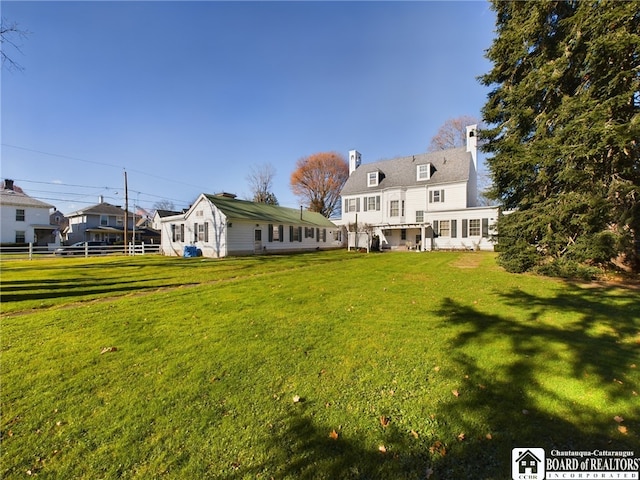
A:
[
  {"xmin": 0, "ymin": 204, "xmax": 52, "ymax": 244},
  {"xmin": 160, "ymin": 194, "xmax": 341, "ymax": 258},
  {"xmin": 226, "ymin": 220, "xmax": 256, "ymax": 256},
  {"xmin": 427, "ymin": 182, "xmax": 467, "ymax": 211},
  {"xmin": 429, "ymin": 207, "xmax": 498, "ymax": 251}
]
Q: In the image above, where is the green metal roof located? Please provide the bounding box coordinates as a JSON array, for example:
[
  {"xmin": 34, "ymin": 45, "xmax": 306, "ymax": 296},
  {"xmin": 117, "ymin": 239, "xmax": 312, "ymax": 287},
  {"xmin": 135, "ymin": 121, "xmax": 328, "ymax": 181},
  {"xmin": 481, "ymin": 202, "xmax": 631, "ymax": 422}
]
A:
[{"xmin": 205, "ymin": 195, "xmax": 335, "ymax": 227}]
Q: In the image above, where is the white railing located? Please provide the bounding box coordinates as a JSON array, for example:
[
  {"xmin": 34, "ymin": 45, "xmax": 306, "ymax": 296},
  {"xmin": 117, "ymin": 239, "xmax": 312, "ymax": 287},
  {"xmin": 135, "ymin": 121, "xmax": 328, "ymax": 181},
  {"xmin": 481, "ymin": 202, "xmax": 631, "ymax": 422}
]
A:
[{"xmin": 0, "ymin": 243, "xmax": 161, "ymax": 259}]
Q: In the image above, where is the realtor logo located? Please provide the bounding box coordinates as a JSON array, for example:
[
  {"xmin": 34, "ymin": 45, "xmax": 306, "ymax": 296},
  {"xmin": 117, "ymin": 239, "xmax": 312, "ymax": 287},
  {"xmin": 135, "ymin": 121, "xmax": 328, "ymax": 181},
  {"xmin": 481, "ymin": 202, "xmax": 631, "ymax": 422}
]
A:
[{"xmin": 512, "ymin": 448, "xmax": 545, "ymax": 480}]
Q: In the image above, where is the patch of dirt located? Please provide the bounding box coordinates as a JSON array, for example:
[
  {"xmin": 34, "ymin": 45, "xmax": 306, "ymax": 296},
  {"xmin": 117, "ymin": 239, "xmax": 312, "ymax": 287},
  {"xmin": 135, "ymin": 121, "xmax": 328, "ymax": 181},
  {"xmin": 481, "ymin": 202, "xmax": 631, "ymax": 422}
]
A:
[{"xmin": 451, "ymin": 254, "xmax": 483, "ymax": 269}]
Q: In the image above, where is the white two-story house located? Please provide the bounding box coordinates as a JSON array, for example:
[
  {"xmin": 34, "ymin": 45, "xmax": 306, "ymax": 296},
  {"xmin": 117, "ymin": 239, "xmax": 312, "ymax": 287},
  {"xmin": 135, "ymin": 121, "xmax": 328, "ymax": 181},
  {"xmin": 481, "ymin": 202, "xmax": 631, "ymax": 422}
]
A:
[
  {"xmin": 338, "ymin": 125, "xmax": 498, "ymax": 251},
  {"xmin": 0, "ymin": 179, "xmax": 58, "ymax": 247}
]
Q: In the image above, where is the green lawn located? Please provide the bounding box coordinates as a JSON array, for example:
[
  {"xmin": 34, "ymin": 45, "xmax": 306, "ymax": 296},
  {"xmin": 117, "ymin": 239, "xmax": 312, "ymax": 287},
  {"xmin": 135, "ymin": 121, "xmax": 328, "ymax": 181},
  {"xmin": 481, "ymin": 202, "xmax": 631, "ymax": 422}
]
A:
[{"xmin": 1, "ymin": 251, "xmax": 638, "ymax": 479}]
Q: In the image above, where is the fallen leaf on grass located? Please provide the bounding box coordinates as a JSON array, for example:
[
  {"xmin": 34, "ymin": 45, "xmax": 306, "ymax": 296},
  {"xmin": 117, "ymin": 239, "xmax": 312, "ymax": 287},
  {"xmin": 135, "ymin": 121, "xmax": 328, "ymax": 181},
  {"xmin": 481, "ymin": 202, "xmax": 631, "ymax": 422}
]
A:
[
  {"xmin": 329, "ymin": 429, "xmax": 339, "ymax": 440},
  {"xmin": 433, "ymin": 366, "xmax": 440, "ymax": 372},
  {"xmin": 410, "ymin": 430, "xmax": 419, "ymax": 439},
  {"xmin": 378, "ymin": 445, "xmax": 387, "ymax": 453},
  {"xmin": 292, "ymin": 395, "xmax": 301, "ymax": 403},
  {"xmin": 614, "ymin": 416, "xmax": 624, "ymax": 423},
  {"xmin": 452, "ymin": 389, "xmax": 460, "ymax": 397},
  {"xmin": 486, "ymin": 433, "xmax": 493, "ymax": 440},
  {"xmin": 380, "ymin": 416, "xmax": 390, "ymax": 428},
  {"xmin": 457, "ymin": 432, "xmax": 466, "ymax": 441},
  {"xmin": 429, "ymin": 440, "xmax": 447, "ymax": 456},
  {"xmin": 100, "ymin": 346, "xmax": 117, "ymax": 354},
  {"xmin": 618, "ymin": 426, "xmax": 628, "ymax": 435}
]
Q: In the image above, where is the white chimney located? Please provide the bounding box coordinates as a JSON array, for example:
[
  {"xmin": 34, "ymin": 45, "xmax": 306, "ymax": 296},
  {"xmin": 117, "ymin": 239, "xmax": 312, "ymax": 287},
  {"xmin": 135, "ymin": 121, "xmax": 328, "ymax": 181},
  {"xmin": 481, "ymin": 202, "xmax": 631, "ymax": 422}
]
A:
[
  {"xmin": 98, "ymin": 195, "xmax": 104, "ymax": 203},
  {"xmin": 466, "ymin": 124, "xmax": 477, "ymax": 170},
  {"xmin": 348, "ymin": 150, "xmax": 361, "ymax": 175}
]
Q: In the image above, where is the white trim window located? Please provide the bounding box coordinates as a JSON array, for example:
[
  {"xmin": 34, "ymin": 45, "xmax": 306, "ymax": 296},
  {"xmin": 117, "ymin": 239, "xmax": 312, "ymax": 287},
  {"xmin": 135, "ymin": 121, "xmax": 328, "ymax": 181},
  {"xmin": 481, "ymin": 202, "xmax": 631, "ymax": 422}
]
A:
[
  {"xmin": 439, "ymin": 220, "xmax": 450, "ymax": 237},
  {"xmin": 368, "ymin": 171, "xmax": 379, "ymax": 187},
  {"xmin": 171, "ymin": 224, "xmax": 185, "ymax": 242},
  {"xmin": 363, "ymin": 196, "xmax": 380, "ymax": 211},
  {"xmin": 417, "ymin": 164, "xmax": 431, "ymax": 181},
  {"xmin": 389, "ymin": 200, "xmax": 399, "ymax": 217},
  {"xmin": 429, "ymin": 189, "xmax": 445, "ymax": 203},
  {"xmin": 345, "ymin": 198, "xmax": 360, "ymax": 213},
  {"xmin": 469, "ymin": 219, "xmax": 481, "ymax": 236}
]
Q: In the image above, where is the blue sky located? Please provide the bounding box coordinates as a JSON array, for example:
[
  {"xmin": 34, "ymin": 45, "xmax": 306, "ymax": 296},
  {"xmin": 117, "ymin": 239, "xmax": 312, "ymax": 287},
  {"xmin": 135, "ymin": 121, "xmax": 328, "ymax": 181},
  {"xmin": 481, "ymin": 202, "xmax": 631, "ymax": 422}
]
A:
[{"xmin": 2, "ymin": 1, "xmax": 496, "ymax": 214}]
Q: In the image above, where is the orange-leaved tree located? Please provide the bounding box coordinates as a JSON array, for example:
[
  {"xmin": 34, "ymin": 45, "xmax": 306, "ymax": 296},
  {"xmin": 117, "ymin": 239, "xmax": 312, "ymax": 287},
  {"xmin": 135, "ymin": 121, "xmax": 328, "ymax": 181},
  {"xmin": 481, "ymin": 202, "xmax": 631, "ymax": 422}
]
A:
[{"xmin": 290, "ymin": 152, "xmax": 348, "ymax": 218}]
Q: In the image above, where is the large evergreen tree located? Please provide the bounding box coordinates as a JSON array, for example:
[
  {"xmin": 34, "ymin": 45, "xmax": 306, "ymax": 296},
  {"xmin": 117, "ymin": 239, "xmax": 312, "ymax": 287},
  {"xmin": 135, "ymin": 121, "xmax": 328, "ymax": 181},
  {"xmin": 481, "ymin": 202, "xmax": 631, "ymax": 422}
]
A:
[{"xmin": 480, "ymin": 1, "xmax": 639, "ymax": 275}]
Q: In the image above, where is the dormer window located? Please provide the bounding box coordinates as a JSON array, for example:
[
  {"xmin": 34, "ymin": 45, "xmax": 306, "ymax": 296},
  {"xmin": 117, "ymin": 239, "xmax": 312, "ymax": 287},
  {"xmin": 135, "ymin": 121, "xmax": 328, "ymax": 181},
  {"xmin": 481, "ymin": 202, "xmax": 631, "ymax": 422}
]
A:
[
  {"xmin": 417, "ymin": 164, "xmax": 431, "ymax": 181},
  {"xmin": 367, "ymin": 171, "xmax": 379, "ymax": 187}
]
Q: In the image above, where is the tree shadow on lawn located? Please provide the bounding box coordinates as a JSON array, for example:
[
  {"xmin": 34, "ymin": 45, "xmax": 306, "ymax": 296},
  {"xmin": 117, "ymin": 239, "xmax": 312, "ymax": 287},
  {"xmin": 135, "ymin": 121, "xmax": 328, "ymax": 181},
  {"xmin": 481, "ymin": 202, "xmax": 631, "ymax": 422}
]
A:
[
  {"xmin": 429, "ymin": 284, "xmax": 640, "ymax": 477},
  {"xmin": 238, "ymin": 410, "xmax": 434, "ymax": 480},
  {"xmin": 0, "ymin": 277, "xmax": 178, "ymax": 304},
  {"xmin": 239, "ymin": 284, "xmax": 639, "ymax": 479}
]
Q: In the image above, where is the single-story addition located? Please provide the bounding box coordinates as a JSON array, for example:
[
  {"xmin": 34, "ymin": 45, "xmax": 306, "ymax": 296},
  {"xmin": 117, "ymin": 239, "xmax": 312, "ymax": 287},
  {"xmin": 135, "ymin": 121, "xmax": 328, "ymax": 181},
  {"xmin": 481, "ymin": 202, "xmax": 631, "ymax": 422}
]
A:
[{"xmin": 160, "ymin": 193, "xmax": 342, "ymax": 258}]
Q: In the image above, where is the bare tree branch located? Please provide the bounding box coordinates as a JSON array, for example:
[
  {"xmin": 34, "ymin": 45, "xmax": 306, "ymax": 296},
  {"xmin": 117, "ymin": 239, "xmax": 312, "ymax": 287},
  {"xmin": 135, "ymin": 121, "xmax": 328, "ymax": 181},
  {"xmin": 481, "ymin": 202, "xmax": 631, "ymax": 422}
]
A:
[
  {"xmin": 428, "ymin": 115, "xmax": 480, "ymax": 151},
  {"xmin": 1, "ymin": 18, "xmax": 29, "ymax": 72},
  {"xmin": 247, "ymin": 163, "xmax": 279, "ymax": 205}
]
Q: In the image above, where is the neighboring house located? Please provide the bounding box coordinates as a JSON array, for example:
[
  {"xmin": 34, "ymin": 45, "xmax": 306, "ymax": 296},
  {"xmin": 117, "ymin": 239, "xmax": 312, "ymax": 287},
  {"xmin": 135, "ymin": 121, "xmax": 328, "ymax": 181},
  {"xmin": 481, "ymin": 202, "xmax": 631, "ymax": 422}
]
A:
[
  {"xmin": 0, "ymin": 179, "xmax": 58, "ymax": 246},
  {"xmin": 50, "ymin": 209, "xmax": 68, "ymax": 231},
  {"xmin": 132, "ymin": 207, "xmax": 161, "ymax": 245},
  {"xmin": 160, "ymin": 193, "xmax": 341, "ymax": 258},
  {"xmin": 64, "ymin": 197, "xmax": 137, "ymax": 244},
  {"xmin": 337, "ymin": 125, "xmax": 499, "ymax": 251}
]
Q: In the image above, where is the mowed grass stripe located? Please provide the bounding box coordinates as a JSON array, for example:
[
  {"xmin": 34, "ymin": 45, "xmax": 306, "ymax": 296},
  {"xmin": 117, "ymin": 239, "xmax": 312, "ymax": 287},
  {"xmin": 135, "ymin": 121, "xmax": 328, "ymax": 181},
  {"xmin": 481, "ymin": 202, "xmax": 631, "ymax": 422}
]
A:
[{"xmin": 1, "ymin": 251, "xmax": 638, "ymax": 479}]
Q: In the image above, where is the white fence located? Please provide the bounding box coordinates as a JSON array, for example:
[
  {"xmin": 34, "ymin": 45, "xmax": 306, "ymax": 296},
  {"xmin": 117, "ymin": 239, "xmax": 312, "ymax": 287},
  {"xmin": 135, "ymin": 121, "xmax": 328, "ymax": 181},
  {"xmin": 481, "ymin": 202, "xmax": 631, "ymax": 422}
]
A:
[{"xmin": 0, "ymin": 242, "xmax": 161, "ymax": 259}]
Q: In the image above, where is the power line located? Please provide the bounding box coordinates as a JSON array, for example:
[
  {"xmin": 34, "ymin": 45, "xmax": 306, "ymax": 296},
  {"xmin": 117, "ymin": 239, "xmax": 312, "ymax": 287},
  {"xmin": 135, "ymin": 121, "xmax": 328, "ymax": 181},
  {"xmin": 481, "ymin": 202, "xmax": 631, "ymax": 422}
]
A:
[
  {"xmin": 9, "ymin": 178, "xmax": 119, "ymax": 190},
  {"xmin": 3, "ymin": 144, "xmax": 125, "ymax": 169},
  {"xmin": 2, "ymin": 143, "xmax": 214, "ymax": 191},
  {"xmin": 12, "ymin": 178, "xmax": 193, "ymax": 209}
]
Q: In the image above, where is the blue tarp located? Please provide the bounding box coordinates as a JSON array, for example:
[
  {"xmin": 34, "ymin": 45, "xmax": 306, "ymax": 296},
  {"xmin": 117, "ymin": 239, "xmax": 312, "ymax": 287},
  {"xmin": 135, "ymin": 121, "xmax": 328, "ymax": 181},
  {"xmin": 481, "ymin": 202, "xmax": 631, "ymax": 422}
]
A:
[{"xmin": 183, "ymin": 245, "xmax": 199, "ymax": 258}]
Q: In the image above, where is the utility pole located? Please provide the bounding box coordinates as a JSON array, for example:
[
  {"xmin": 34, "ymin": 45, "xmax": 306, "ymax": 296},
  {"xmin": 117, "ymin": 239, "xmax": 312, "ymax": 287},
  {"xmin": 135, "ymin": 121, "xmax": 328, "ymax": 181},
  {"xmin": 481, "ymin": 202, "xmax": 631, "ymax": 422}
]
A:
[{"xmin": 124, "ymin": 170, "xmax": 129, "ymax": 255}]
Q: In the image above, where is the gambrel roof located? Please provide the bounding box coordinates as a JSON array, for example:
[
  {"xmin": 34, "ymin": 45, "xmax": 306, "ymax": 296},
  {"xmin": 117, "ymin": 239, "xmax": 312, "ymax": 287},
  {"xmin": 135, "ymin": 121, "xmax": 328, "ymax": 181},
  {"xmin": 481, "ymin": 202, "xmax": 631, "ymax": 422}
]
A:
[
  {"xmin": 341, "ymin": 147, "xmax": 472, "ymax": 196},
  {"xmin": 204, "ymin": 194, "xmax": 335, "ymax": 227}
]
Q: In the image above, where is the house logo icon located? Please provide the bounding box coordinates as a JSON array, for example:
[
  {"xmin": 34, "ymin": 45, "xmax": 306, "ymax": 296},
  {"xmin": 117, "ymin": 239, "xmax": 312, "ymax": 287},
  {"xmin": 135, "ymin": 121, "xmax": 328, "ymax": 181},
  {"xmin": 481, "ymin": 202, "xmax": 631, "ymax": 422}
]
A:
[{"xmin": 512, "ymin": 448, "xmax": 545, "ymax": 480}]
